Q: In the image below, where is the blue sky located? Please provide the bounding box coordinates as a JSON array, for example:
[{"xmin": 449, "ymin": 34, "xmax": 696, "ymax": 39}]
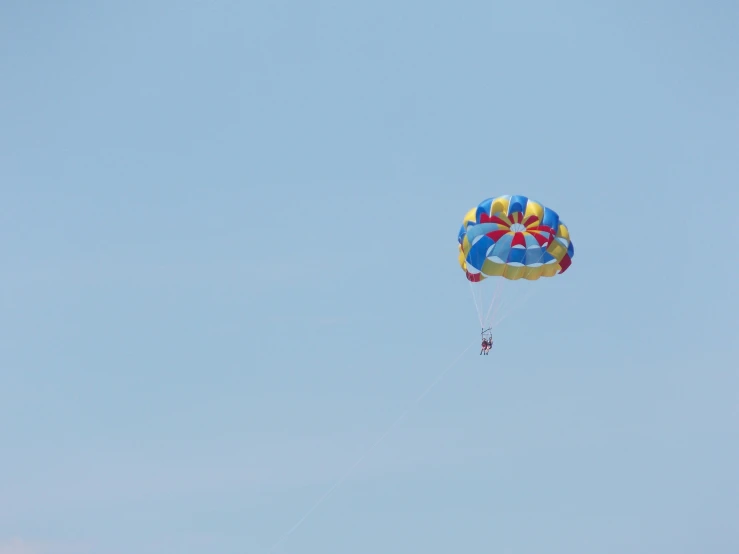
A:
[{"xmin": 1, "ymin": 1, "xmax": 737, "ymax": 553}]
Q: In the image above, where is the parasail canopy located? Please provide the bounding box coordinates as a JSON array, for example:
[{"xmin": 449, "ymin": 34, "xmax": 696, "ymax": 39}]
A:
[{"xmin": 458, "ymin": 194, "xmax": 574, "ymax": 282}]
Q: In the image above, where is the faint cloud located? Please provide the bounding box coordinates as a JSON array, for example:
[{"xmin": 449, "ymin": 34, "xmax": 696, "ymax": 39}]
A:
[
  {"xmin": 0, "ymin": 539, "xmax": 39, "ymax": 554},
  {"xmin": 0, "ymin": 539, "xmax": 91, "ymax": 554},
  {"xmin": 268, "ymin": 314, "xmax": 349, "ymax": 326}
]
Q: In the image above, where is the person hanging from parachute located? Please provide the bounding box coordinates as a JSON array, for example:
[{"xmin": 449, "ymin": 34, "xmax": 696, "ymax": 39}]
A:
[
  {"xmin": 458, "ymin": 195, "xmax": 575, "ymax": 357},
  {"xmin": 480, "ymin": 338, "xmax": 493, "ymax": 355},
  {"xmin": 480, "ymin": 328, "xmax": 493, "ymax": 355}
]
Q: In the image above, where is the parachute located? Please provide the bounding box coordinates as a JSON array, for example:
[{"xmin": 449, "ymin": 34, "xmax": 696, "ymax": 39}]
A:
[{"xmin": 458, "ymin": 194, "xmax": 574, "ymax": 331}]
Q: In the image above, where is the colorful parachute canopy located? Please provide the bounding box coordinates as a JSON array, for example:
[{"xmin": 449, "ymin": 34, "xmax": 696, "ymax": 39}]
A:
[{"xmin": 458, "ymin": 195, "xmax": 574, "ymax": 282}]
